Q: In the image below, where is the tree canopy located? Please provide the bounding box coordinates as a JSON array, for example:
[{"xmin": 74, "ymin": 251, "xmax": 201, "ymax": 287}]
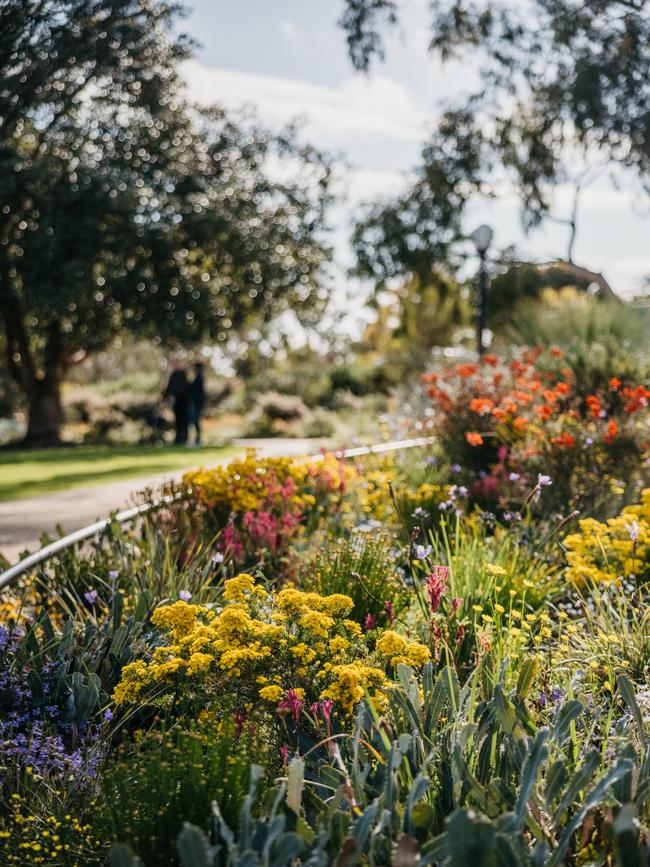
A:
[
  {"xmin": 0, "ymin": 1, "xmax": 333, "ymax": 443},
  {"xmin": 342, "ymin": 0, "xmax": 649, "ymax": 295}
]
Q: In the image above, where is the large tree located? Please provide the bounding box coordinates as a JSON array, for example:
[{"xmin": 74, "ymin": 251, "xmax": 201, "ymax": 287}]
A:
[
  {"xmin": 341, "ymin": 0, "xmax": 649, "ymax": 294},
  {"xmin": 0, "ymin": 1, "xmax": 332, "ymax": 444}
]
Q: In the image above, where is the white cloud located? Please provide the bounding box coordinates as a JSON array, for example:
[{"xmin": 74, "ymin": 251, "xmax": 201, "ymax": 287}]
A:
[
  {"xmin": 280, "ymin": 20, "xmax": 301, "ymax": 41},
  {"xmin": 182, "ymin": 60, "xmax": 428, "ymax": 144}
]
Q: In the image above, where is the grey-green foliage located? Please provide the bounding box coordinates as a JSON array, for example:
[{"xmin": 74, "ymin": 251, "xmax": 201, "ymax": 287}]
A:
[{"xmin": 110, "ymin": 664, "xmax": 650, "ymax": 866}]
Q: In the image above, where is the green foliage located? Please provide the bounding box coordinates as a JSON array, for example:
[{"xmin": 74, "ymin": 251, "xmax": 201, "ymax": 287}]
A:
[
  {"xmin": 301, "ymin": 531, "xmax": 406, "ymax": 626},
  {"xmin": 98, "ymin": 715, "xmax": 265, "ymax": 867}
]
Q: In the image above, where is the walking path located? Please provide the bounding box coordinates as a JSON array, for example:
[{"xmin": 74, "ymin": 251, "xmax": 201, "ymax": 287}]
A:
[{"xmin": 0, "ymin": 438, "xmax": 325, "ymax": 565}]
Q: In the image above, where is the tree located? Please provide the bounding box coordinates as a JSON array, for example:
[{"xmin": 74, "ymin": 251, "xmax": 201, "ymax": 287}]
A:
[
  {"xmin": 0, "ymin": 1, "xmax": 333, "ymax": 444},
  {"xmin": 341, "ymin": 0, "xmax": 649, "ymax": 295}
]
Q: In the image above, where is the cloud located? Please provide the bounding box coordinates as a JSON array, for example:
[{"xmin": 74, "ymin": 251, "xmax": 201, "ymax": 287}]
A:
[
  {"xmin": 182, "ymin": 60, "xmax": 428, "ymax": 145},
  {"xmin": 280, "ymin": 20, "xmax": 301, "ymax": 41}
]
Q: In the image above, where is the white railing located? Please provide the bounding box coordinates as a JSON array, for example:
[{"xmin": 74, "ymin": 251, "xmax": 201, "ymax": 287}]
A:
[{"xmin": 0, "ymin": 436, "xmax": 435, "ymax": 591}]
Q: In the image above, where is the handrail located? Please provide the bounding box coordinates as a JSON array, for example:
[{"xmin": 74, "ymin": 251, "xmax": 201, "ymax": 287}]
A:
[{"xmin": 0, "ymin": 436, "xmax": 435, "ymax": 591}]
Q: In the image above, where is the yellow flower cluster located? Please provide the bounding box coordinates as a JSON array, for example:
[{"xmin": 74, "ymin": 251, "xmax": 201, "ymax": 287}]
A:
[
  {"xmin": 563, "ymin": 489, "xmax": 649, "ymax": 585},
  {"xmin": 113, "ymin": 575, "xmax": 431, "ymax": 717},
  {"xmin": 375, "ymin": 630, "xmax": 431, "ymax": 668}
]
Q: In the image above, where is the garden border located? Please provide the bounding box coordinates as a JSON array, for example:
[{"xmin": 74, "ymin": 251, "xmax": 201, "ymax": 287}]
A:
[{"xmin": 0, "ymin": 436, "xmax": 434, "ymax": 591}]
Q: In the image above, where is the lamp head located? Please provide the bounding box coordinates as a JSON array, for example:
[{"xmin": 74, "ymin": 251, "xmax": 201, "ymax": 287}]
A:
[{"xmin": 471, "ymin": 224, "xmax": 493, "ymax": 255}]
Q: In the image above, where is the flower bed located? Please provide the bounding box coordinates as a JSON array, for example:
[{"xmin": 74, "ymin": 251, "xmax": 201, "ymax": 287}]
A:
[{"xmin": 1, "ymin": 358, "xmax": 650, "ymax": 865}]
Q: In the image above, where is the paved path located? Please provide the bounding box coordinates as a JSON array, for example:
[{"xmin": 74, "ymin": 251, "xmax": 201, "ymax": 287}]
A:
[{"xmin": 0, "ymin": 438, "xmax": 326, "ymax": 565}]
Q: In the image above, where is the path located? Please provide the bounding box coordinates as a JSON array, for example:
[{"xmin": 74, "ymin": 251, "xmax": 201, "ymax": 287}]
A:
[{"xmin": 0, "ymin": 438, "xmax": 326, "ymax": 564}]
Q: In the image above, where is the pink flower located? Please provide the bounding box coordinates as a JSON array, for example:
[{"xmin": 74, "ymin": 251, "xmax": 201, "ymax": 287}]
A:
[
  {"xmin": 384, "ymin": 600, "xmax": 394, "ymax": 625},
  {"xmin": 451, "ymin": 597, "xmax": 463, "ymax": 613},
  {"xmin": 320, "ymin": 699, "xmax": 334, "ymax": 723},
  {"xmin": 279, "ymin": 744, "xmax": 289, "ymax": 764},
  {"xmin": 363, "ymin": 613, "xmax": 376, "ymax": 632},
  {"xmin": 278, "ymin": 689, "xmax": 305, "ymax": 723},
  {"xmin": 426, "ymin": 566, "xmax": 449, "ymax": 613}
]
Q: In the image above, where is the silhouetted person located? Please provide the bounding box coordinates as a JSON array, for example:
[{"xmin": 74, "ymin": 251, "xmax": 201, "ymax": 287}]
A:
[
  {"xmin": 163, "ymin": 363, "xmax": 189, "ymax": 444},
  {"xmin": 188, "ymin": 361, "xmax": 207, "ymax": 445}
]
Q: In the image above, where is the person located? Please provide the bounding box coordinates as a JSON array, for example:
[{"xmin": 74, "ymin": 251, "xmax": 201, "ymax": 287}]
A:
[
  {"xmin": 163, "ymin": 362, "xmax": 189, "ymax": 444},
  {"xmin": 188, "ymin": 361, "xmax": 207, "ymax": 445}
]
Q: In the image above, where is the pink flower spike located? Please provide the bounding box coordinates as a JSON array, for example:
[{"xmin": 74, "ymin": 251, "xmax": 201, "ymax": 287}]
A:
[
  {"xmin": 363, "ymin": 613, "xmax": 376, "ymax": 632},
  {"xmin": 278, "ymin": 689, "xmax": 305, "ymax": 723},
  {"xmin": 320, "ymin": 699, "xmax": 334, "ymax": 722},
  {"xmin": 426, "ymin": 565, "xmax": 449, "ymax": 613}
]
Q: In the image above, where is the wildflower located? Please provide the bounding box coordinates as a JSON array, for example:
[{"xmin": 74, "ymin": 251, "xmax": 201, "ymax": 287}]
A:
[
  {"xmin": 363, "ymin": 613, "xmax": 376, "ymax": 632},
  {"xmin": 102, "ymin": 709, "xmax": 113, "ymax": 722},
  {"xmin": 279, "ymin": 744, "xmax": 289, "ymax": 764},
  {"xmin": 451, "ymin": 597, "xmax": 462, "ymax": 613},
  {"xmin": 609, "ymin": 377, "xmax": 621, "ymax": 390},
  {"xmin": 426, "ymin": 565, "xmax": 449, "ymax": 613},
  {"xmin": 465, "ymin": 432, "xmax": 484, "ymax": 447},
  {"xmin": 537, "ymin": 474, "xmax": 552, "ymax": 487},
  {"xmin": 108, "ymin": 570, "xmax": 120, "ymax": 582},
  {"xmin": 320, "ymin": 699, "xmax": 334, "ymax": 722},
  {"xmin": 486, "ymin": 564, "xmax": 507, "ymax": 576},
  {"xmin": 212, "ymin": 552, "xmax": 225, "ymax": 564},
  {"xmin": 384, "ymin": 600, "xmax": 394, "ymax": 625},
  {"xmin": 604, "ymin": 419, "xmax": 618, "ymax": 444},
  {"xmin": 414, "ymin": 544, "xmax": 432, "ymax": 560},
  {"xmin": 625, "ymin": 521, "xmax": 639, "ymax": 542},
  {"xmin": 178, "ymin": 590, "xmax": 192, "ymax": 602},
  {"xmin": 278, "ymin": 689, "xmax": 305, "ymax": 723},
  {"xmin": 508, "ymin": 472, "xmax": 520, "ymax": 481},
  {"xmin": 84, "ymin": 590, "xmax": 98, "ymax": 605}
]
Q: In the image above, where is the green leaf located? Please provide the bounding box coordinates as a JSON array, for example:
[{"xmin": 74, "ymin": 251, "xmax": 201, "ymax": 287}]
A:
[
  {"xmin": 515, "ymin": 657, "xmax": 538, "ymax": 700},
  {"xmin": 617, "ymin": 675, "xmax": 646, "ymax": 738},
  {"xmin": 447, "ymin": 809, "xmax": 496, "ymax": 866},
  {"xmin": 286, "ymin": 756, "xmax": 304, "ymax": 816},
  {"xmin": 515, "ymin": 729, "xmax": 548, "ymax": 823},
  {"xmin": 177, "ymin": 823, "xmax": 211, "ymax": 867}
]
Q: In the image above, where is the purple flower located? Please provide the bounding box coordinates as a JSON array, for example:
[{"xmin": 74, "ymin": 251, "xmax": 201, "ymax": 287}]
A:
[
  {"xmin": 625, "ymin": 521, "xmax": 639, "ymax": 542},
  {"xmin": 103, "ymin": 708, "xmax": 114, "ymax": 722},
  {"xmin": 179, "ymin": 590, "xmax": 192, "ymax": 602},
  {"xmin": 212, "ymin": 552, "xmax": 225, "ymax": 565},
  {"xmin": 537, "ymin": 474, "xmax": 552, "ymax": 487},
  {"xmin": 451, "ymin": 463, "xmax": 461, "ymax": 473},
  {"xmin": 414, "ymin": 544, "xmax": 432, "ymax": 560},
  {"xmin": 84, "ymin": 590, "xmax": 98, "ymax": 605},
  {"xmin": 508, "ymin": 472, "xmax": 520, "ymax": 481},
  {"xmin": 108, "ymin": 570, "xmax": 120, "ymax": 581}
]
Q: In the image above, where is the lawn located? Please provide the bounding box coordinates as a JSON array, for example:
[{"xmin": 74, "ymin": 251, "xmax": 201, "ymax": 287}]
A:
[{"xmin": 0, "ymin": 443, "xmax": 239, "ymax": 501}]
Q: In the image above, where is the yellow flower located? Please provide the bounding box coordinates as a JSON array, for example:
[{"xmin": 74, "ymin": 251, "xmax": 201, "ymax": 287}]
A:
[
  {"xmin": 486, "ymin": 564, "xmax": 507, "ymax": 577},
  {"xmin": 223, "ymin": 573, "xmax": 256, "ymax": 602},
  {"xmin": 259, "ymin": 684, "xmax": 284, "ymax": 702}
]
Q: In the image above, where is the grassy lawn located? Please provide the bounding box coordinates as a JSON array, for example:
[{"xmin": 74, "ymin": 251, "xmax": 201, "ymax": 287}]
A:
[{"xmin": 0, "ymin": 443, "xmax": 240, "ymax": 502}]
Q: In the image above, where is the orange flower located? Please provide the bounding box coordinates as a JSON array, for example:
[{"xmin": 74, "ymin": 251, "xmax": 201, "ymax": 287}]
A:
[
  {"xmin": 550, "ymin": 432, "xmax": 576, "ymax": 449},
  {"xmin": 536, "ymin": 404, "xmax": 554, "ymax": 420},
  {"xmin": 609, "ymin": 377, "xmax": 621, "ymax": 390},
  {"xmin": 555, "ymin": 382, "xmax": 570, "ymax": 396},
  {"xmin": 422, "ymin": 372, "xmax": 439, "ymax": 384},
  {"xmin": 491, "ymin": 407, "xmax": 507, "ymax": 422},
  {"xmin": 469, "ymin": 397, "xmax": 495, "ymax": 415},
  {"xmin": 550, "ymin": 346, "xmax": 564, "ymax": 358},
  {"xmin": 457, "ymin": 364, "xmax": 478, "ymax": 378},
  {"xmin": 481, "ymin": 354, "xmax": 498, "ymax": 366},
  {"xmin": 604, "ymin": 419, "xmax": 618, "ymax": 445},
  {"xmin": 541, "ymin": 390, "xmax": 558, "ymax": 404},
  {"xmin": 465, "ymin": 432, "xmax": 484, "ymax": 446},
  {"xmin": 513, "ymin": 390, "xmax": 533, "ymax": 405},
  {"xmin": 586, "ymin": 395, "xmax": 602, "ymax": 418},
  {"xmin": 513, "ymin": 416, "xmax": 529, "ymax": 431}
]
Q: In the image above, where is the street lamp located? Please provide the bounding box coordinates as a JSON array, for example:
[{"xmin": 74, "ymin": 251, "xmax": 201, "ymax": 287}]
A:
[{"xmin": 470, "ymin": 224, "xmax": 493, "ymax": 355}]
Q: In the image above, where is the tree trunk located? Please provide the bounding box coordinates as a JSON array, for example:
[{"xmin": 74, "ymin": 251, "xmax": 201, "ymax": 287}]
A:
[{"xmin": 24, "ymin": 377, "xmax": 63, "ymax": 446}]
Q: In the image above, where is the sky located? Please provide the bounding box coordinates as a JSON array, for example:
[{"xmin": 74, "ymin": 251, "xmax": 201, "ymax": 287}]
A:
[{"xmin": 179, "ymin": 0, "xmax": 650, "ymax": 316}]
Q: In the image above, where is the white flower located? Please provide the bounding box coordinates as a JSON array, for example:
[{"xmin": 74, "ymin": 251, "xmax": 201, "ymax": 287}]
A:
[
  {"xmin": 537, "ymin": 474, "xmax": 552, "ymax": 487},
  {"xmin": 625, "ymin": 521, "xmax": 640, "ymax": 542},
  {"xmin": 414, "ymin": 544, "xmax": 432, "ymax": 560}
]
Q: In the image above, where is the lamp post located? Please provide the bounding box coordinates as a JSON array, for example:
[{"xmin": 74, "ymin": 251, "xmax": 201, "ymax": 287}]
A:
[{"xmin": 471, "ymin": 224, "xmax": 493, "ymax": 355}]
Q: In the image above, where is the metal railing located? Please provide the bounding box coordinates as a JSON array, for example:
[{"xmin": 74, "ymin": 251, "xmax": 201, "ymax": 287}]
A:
[{"xmin": 0, "ymin": 436, "xmax": 435, "ymax": 591}]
